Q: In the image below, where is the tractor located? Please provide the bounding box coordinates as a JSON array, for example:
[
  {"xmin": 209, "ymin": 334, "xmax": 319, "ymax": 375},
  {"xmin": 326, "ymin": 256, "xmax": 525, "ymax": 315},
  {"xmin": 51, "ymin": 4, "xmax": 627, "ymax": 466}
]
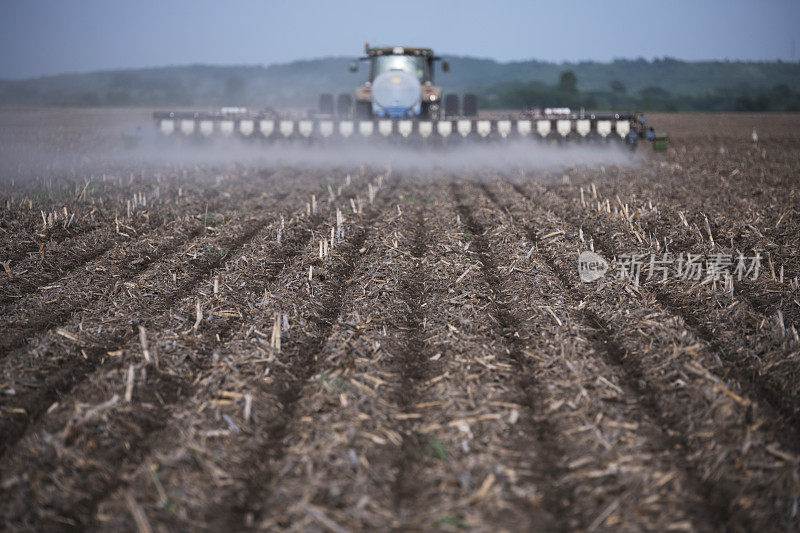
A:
[{"xmin": 317, "ymin": 44, "xmax": 478, "ymax": 120}]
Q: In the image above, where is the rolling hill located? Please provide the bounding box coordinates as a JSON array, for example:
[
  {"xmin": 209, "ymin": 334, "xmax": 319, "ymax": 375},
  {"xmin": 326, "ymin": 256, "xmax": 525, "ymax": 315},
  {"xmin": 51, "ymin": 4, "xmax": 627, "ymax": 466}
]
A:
[{"xmin": 1, "ymin": 56, "xmax": 798, "ymax": 110}]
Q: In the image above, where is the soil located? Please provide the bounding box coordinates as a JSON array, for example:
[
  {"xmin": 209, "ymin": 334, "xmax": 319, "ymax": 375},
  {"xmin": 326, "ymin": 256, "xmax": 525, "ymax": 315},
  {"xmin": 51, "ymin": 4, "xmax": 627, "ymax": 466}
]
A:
[{"xmin": 0, "ymin": 109, "xmax": 798, "ymax": 531}]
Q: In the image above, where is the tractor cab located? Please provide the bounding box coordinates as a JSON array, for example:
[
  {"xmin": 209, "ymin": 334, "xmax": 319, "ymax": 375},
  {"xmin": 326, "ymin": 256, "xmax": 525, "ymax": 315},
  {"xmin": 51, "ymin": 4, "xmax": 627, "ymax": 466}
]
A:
[{"xmin": 349, "ymin": 45, "xmax": 449, "ymax": 119}]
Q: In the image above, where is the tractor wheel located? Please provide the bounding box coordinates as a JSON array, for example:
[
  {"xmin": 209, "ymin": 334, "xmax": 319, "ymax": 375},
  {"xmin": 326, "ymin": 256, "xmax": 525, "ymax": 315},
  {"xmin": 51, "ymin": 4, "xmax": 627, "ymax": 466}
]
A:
[
  {"xmin": 463, "ymin": 94, "xmax": 478, "ymax": 117},
  {"xmin": 356, "ymin": 101, "xmax": 372, "ymax": 119},
  {"xmin": 444, "ymin": 94, "xmax": 460, "ymax": 118},
  {"xmin": 318, "ymin": 93, "xmax": 334, "ymax": 115},
  {"xmin": 336, "ymin": 93, "xmax": 353, "ymax": 117}
]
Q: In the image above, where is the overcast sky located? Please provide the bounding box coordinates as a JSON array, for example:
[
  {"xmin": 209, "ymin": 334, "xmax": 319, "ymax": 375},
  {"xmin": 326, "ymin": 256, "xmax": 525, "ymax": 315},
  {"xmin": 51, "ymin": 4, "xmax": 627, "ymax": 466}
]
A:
[{"xmin": 1, "ymin": 0, "xmax": 799, "ymax": 79}]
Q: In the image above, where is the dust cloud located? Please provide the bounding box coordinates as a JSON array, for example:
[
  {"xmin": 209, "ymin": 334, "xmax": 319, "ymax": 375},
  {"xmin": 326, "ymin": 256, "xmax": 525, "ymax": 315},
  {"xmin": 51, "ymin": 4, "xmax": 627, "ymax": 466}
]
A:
[
  {"xmin": 135, "ymin": 138, "xmax": 640, "ymax": 172},
  {"xmin": 0, "ymin": 108, "xmax": 641, "ymax": 185}
]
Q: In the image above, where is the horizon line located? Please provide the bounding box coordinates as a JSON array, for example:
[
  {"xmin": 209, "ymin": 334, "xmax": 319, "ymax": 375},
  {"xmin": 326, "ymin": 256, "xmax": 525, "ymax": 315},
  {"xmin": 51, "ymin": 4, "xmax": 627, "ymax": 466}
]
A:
[{"xmin": 3, "ymin": 54, "xmax": 799, "ymax": 82}]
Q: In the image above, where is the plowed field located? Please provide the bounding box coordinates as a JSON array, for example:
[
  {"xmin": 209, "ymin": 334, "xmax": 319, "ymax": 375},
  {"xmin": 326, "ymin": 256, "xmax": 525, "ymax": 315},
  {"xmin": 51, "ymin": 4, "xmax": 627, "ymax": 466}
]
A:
[{"xmin": 1, "ymin": 109, "xmax": 799, "ymax": 531}]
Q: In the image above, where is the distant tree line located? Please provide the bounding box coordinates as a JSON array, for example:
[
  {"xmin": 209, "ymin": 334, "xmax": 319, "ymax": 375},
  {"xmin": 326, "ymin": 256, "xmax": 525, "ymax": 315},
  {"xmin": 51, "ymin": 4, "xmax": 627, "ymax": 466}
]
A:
[
  {"xmin": 1, "ymin": 59, "xmax": 799, "ymax": 112},
  {"xmin": 477, "ymin": 70, "xmax": 800, "ymax": 112}
]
